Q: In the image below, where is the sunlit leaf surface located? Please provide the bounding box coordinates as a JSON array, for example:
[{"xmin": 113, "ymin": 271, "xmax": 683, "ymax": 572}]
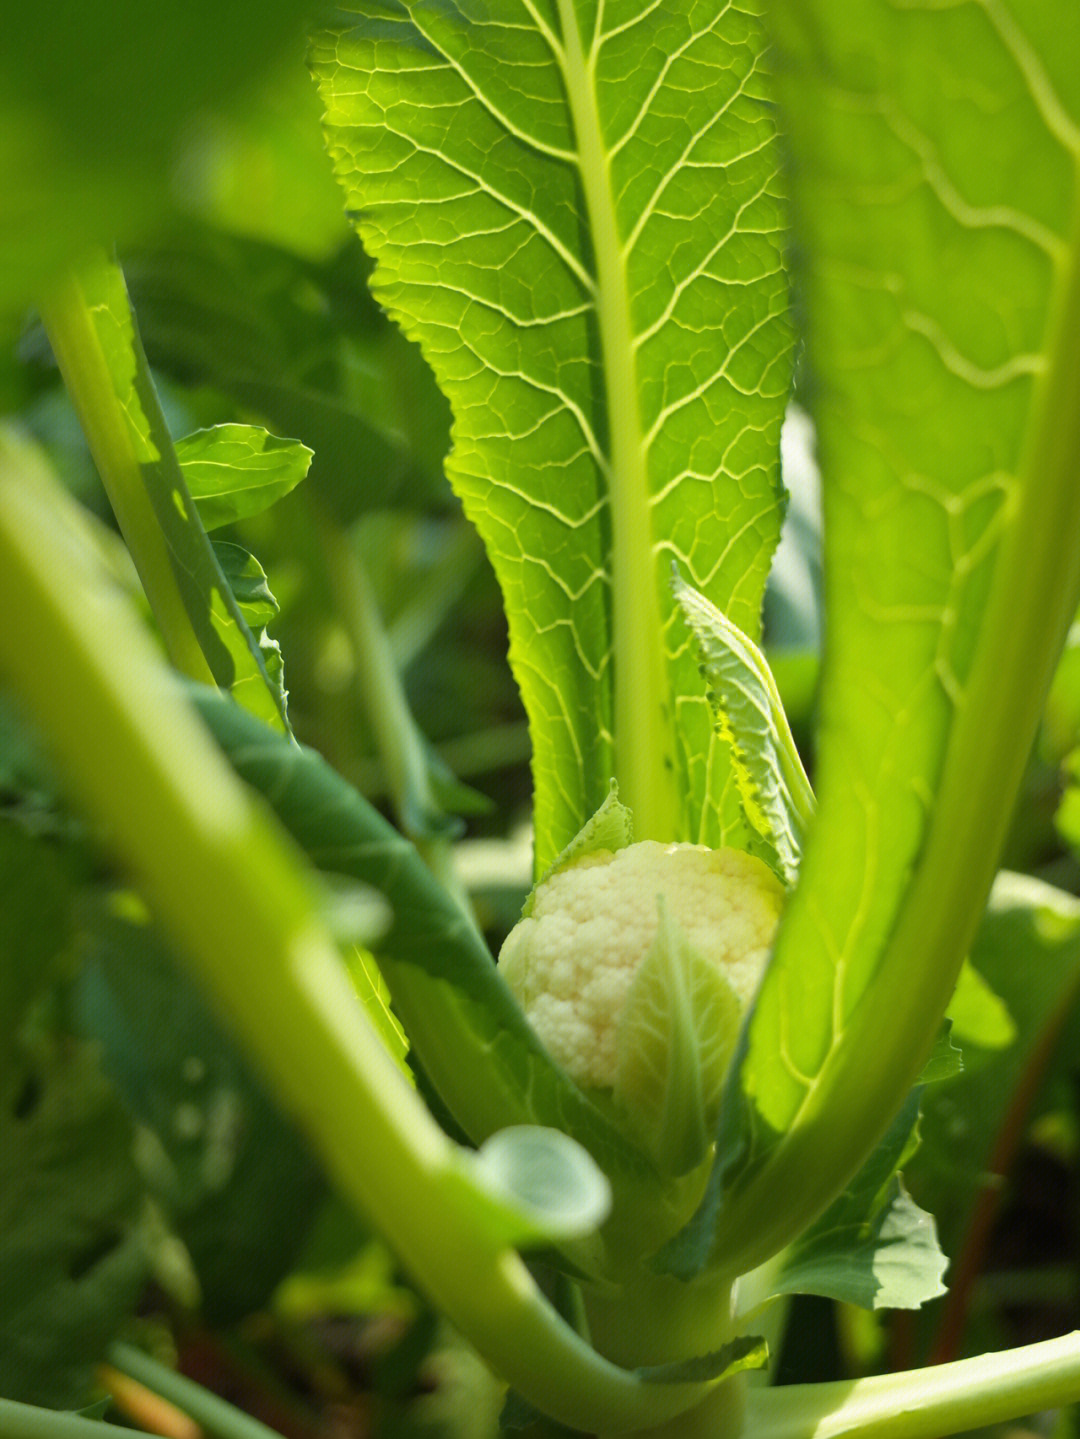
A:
[
  {"xmin": 663, "ymin": 0, "xmax": 1080, "ymax": 1278},
  {"xmin": 312, "ymin": 0, "xmax": 792, "ymax": 867}
]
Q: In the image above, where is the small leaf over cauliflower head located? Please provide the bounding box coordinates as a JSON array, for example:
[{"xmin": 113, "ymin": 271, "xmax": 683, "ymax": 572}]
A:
[{"xmin": 499, "ymin": 842, "xmax": 784, "ymax": 1103}]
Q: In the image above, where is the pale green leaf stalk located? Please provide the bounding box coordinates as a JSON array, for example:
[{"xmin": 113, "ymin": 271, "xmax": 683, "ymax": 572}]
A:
[
  {"xmin": 37, "ymin": 252, "xmax": 290, "ymax": 734},
  {"xmin": 311, "ymin": 0, "xmax": 792, "ymax": 869},
  {"xmin": 746, "ymin": 1333, "xmax": 1080, "ymax": 1439},
  {"xmin": 0, "ymin": 430, "xmax": 724, "ymax": 1436}
]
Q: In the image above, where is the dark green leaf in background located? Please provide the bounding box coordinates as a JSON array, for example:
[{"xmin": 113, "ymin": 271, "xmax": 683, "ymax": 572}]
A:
[
  {"xmin": 0, "ymin": 1045, "xmax": 147, "ymax": 1406},
  {"xmin": 121, "ymin": 229, "xmax": 452, "ymax": 522},
  {"xmin": 0, "ymin": 4, "xmax": 312, "ymax": 317},
  {"xmin": 911, "ymin": 873, "xmax": 1080, "ymax": 1303},
  {"xmin": 0, "ymin": 825, "xmax": 75, "ymax": 1090},
  {"xmin": 70, "ymin": 916, "xmax": 326, "ymax": 1325}
]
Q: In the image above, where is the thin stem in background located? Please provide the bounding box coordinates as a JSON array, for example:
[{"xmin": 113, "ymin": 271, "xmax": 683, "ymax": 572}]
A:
[
  {"xmin": 311, "ymin": 497, "xmax": 471, "ymax": 907},
  {"xmin": 0, "ymin": 1400, "xmax": 147, "ymax": 1439},
  {"xmin": 108, "ymin": 1344, "xmax": 286, "ymax": 1439},
  {"xmin": 97, "ymin": 1363, "xmax": 200, "ymax": 1439}
]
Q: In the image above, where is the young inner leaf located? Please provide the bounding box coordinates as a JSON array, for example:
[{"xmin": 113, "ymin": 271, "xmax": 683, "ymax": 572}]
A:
[
  {"xmin": 674, "ymin": 572, "xmax": 814, "ymax": 886},
  {"xmin": 614, "ymin": 897, "xmax": 742, "ymax": 1177}
]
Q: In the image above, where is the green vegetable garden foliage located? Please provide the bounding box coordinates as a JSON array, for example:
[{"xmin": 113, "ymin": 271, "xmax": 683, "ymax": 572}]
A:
[{"xmin": 3, "ymin": 1, "xmax": 1080, "ymax": 1437}]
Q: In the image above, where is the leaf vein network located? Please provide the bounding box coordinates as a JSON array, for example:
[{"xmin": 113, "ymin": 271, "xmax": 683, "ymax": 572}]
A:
[
  {"xmin": 900, "ymin": 309, "xmax": 1046, "ymax": 387},
  {"xmin": 517, "ymin": 0, "xmax": 567, "ymax": 63},
  {"xmin": 631, "ymin": 174, "xmax": 782, "ymax": 347},
  {"xmin": 640, "ymin": 306, "xmax": 780, "ymax": 450},
  {"xmin": 511, "ymin": 548, "xmax": 609, "ymax": 606},
  {"xmin": 407, "ymin": 11, "xmax": 578, "ymax": 164},
  {"xmin": 404, "ymin": 271, "xmax": 593, "ymax": 332},
  {"xmin": 363, "ymin": 120, "xmax": 597, "ymax": 295},
  {"xmin": 620, "ymin": 80, "xmax": 766, "ymax": 259},
  {"xmin": 494, "ymin": 480, "xmax": 608, "ymax": 528},
  {"xmin": 449, "ymin": 334, "xmax": 608, "ymax": 469},
  {"xmin": 665, "ymin": 495, "xmax": 778, "ymax": 590},
  {"xmin": 590, "ymin": 0, "xmax": 666, "ymax": 57},
  {"xmin": 871, "ymin": 92, "xmax": 1069, "ymax": 258},
  {"xmin": 606, "ymin": 5, "xmax": 733, "ymax": 163}
]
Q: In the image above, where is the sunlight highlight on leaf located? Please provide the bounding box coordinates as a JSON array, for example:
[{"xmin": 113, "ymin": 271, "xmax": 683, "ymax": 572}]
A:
[
  {"xmin": 662, "ymin": 0, "xmax": 1080, "ymax": 1280},
  {"xmin": 312, "ymin": 0, "xmax": 792, "ymax": 868}
]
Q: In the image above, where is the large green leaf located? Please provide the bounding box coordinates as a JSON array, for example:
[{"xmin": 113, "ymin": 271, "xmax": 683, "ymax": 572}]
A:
[
  {"xmin": 663, "ymin": 0, "xmax": 1080, "ymax": 1278},
  {"xmin": 312, "ymin": 0, "xmax": 793, "ymax": 869}
]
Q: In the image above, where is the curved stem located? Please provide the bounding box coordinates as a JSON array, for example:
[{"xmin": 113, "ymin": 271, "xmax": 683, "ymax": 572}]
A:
[
  {"xmin": 583, "ymin": 1271, "xmax": 747, "ymax": 1439},
  {"xmin": 0, "ymin": 432, "xmax": 716, "ymax": 1438},
  {"xmin": 747, "ymin": 1332, "xmax": 1080, "ymax": 1439}
]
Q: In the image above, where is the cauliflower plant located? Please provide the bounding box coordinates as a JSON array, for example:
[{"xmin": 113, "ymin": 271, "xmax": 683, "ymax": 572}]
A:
[{"xmin": 500, "ymin": 839, "xmax": 784, "ymax": 1173}]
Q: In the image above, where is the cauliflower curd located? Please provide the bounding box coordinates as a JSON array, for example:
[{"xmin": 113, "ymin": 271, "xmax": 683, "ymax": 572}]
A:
[{"xmin": 499, "ymin": 841, "xmax": 784, "ymax": 1094}]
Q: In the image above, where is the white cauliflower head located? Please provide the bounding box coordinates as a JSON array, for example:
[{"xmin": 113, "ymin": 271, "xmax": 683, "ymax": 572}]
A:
[{"xmin": 499, "ymin": 841, "xmax": 784, "ymax": 1096}]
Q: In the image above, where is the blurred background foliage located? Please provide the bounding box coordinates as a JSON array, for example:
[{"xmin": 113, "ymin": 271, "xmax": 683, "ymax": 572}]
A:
[{"xmin": 3, "ymin": 6, "xmax": 1080, "ymax": 1438}]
